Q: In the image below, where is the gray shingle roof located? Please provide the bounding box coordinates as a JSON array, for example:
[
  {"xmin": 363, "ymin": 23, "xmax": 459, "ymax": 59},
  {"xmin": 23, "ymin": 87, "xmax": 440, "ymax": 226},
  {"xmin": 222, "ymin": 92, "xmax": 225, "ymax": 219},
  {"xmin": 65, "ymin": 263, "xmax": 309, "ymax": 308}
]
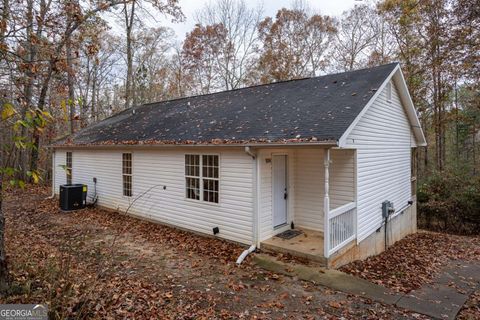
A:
[{"xmin": 55, "ymin": 63, "xmax": 398, "ymax": 146}]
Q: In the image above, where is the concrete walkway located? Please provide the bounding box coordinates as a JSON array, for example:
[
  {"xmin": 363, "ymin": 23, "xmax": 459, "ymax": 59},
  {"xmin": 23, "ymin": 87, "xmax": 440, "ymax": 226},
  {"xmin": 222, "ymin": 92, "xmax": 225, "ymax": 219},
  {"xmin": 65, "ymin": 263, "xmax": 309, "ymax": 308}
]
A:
[
  {"xmin": 253, "ymin": 254, "xmax": 480, "ymax": 319},
  {"xmin": 396, "ymin": 261, "xmax": 480, "ymax": 319},
  {"xmin": 253, "ymin": 254, "xmax": 401, "ymax": 304}
]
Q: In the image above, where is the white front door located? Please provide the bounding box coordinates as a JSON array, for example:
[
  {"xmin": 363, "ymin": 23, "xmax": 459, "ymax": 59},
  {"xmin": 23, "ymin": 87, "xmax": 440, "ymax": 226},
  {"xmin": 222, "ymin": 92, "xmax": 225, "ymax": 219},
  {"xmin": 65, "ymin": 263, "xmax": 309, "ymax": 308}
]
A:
[{"xmin": 273, "ymin": 155, "xmax": 288, "ymax": 228}]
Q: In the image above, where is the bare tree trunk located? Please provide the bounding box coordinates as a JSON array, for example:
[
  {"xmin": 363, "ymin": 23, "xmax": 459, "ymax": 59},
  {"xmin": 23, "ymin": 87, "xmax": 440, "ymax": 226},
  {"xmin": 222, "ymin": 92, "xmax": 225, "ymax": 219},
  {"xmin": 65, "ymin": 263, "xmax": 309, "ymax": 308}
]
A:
[
  {"xmin": 455, "ymin": 81, "xmax": 459, "ymax": 164},
  {"xmin": 30, "ymin": 66, "xmax": 53, "ymax": 172},
  {"xmin": 66, "ymin": 23, "xmax": 76, "ymax": 134},
  {"xmin": 81, "ymin": 55, "xmax": 91, "ymax": 128},
  {"xmin": 124, "ymin": 2, "xmax": 135, "ymax": 110},
  {"xmin": 423, "ymin": 118, "xmax": 429, "ymax": 173},
  {"xmin": 18, "ymin": 0, "xmax": 35, "ymax": 179},
  {"xmin": 91, "ymin": 63, "xmax": 98, "ymax": 122},
  {"xmin": 22, "ymin": 0, "xmax": 51, "ymax": 177}
]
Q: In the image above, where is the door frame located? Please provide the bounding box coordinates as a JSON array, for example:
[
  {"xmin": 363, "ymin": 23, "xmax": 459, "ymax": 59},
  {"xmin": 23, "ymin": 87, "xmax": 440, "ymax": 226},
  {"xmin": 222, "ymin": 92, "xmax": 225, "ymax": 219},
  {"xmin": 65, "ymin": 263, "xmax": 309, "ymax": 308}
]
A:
[{"xmin": 271, "ymin": 153, "xmax": 289, "ymax": 230}]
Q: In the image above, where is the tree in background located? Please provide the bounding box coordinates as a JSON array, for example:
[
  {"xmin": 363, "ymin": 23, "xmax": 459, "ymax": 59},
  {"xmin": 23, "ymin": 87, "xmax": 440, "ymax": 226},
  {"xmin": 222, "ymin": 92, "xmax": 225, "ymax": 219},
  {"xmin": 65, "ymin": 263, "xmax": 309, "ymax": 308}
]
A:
[
  {"xmin": 255, "ymin": 6, "xmax": 336, "ymax": 83},
  {"xmin": 133, "ymin": 27, "xmax": 175, "ymax": 104},
  {"xmin": 451, "ymin": 0, "xmax": 479, "ymax": 84},
  {"xmin": 181, "ymin": 23, "xmax": 227, "ymax": 95},
  {"xmin": 194, "ymin": 0, "xmax": 262, "ymax": 90},
  {"xmin": 76, "ymin": 19, "xmax": 115, "ymax": 126},
  {"xmin": 0, "ymin": 0, "xmax": 139, "ymax": 294},
  {"xmin": 378, "ymin": 0, "xmax": 431, "ymax": 173},
  {"xmin": 332, "ymin": 4, "xmax": 378, "ymax": 71},
  {"xmin": 367, "ymin": 7, "xmax": 397, "ymax": 66},
  {"xmin": 119, "ymin": 0, "xmax": 183, "ymax": 110},
  {"xmin": 0, "ymin": 104, "xmax": 51, "ymax": 293},
  {"xmin": 379, "ymin": 0, "xmax": 476, "ymax": 174}
]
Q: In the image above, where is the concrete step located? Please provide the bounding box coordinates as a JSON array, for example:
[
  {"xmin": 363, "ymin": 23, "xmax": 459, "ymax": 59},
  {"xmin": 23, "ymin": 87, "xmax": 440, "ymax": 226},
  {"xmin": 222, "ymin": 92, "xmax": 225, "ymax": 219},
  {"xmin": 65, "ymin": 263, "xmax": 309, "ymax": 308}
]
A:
[{"xmin": 261, "ymin": 241, "xmax": 328, "ymax": 266}]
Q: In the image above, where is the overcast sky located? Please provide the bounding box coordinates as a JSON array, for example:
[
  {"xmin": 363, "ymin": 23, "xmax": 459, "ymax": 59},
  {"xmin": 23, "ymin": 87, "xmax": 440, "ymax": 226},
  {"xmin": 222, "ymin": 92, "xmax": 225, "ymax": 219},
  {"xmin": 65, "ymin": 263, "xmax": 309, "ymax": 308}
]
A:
[{"xmin": 159, "ymin": 0, "xmax": 362, "ymax": 39}]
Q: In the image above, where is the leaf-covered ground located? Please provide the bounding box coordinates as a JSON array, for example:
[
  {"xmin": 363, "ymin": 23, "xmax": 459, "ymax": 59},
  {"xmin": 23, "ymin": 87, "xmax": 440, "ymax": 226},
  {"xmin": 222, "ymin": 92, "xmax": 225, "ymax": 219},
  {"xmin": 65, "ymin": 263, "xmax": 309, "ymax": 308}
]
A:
[
  {"xmin": 340, "ymin": 231, "xmax": 480, "ymax": 293},
  {"xmin": 339, "ymin": 231, "xmax": 480, "ymax": 319},
  {"xmin": 0, "ymin": 187, "xmax": 472, "ymax": 319}
]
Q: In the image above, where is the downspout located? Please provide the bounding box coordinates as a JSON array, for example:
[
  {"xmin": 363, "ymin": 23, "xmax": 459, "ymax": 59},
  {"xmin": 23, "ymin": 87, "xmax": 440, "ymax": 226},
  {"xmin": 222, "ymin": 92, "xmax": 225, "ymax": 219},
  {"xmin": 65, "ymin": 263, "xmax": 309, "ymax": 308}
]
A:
[
  {"xmin": 244, "ymin": 146, "xmax": 256, "ymax": 159},
  {"xmin": 237, "ymin": 146, "xmax": 258, "ymax": 265},
  {"xmin": 46, "ymin": 150, "xmax": 56, "ymax": 199}
]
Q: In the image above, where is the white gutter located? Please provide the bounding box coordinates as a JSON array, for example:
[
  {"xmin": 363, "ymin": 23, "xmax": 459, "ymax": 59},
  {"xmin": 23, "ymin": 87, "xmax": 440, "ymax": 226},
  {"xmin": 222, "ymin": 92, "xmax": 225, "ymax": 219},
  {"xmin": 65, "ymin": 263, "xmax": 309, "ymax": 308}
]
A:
[
  {"xmin": 48, "ymin": 141, "xmax": 338, "ymax": 150},
  {"xmin": 244, "ymin": 146, "xmax": 256, "ymax": 159}
]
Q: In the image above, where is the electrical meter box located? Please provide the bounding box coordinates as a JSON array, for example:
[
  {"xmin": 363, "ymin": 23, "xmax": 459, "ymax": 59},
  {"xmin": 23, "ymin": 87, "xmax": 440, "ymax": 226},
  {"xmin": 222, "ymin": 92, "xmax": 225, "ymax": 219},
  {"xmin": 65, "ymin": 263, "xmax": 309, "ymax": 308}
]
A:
[{"xmin": 382, "ymin": 200, "xmax": 395, "ymax": 219}]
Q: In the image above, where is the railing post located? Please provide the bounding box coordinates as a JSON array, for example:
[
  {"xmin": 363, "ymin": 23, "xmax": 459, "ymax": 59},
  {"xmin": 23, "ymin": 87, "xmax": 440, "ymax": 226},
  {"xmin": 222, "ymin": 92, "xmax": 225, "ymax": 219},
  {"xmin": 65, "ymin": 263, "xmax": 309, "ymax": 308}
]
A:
[{"xmin": 324, "ymin": 148, "xmax": 331, "ymax": 258}]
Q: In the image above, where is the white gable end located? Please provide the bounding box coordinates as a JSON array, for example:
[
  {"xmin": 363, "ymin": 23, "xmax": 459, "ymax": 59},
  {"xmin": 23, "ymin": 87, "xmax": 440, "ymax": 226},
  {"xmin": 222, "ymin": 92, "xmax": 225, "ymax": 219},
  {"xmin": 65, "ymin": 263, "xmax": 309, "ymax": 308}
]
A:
[{"xmin": 345, "ymin": 80, "xmax": 415, "ymax": 242}]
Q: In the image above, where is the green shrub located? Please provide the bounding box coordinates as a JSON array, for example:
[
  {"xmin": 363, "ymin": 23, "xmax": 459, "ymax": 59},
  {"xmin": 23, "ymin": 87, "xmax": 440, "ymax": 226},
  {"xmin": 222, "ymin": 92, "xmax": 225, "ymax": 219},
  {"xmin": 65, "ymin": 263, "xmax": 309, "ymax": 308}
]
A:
[{"xmin": 418, "ymin": 171, "xmax": 480, "ymax": 234}]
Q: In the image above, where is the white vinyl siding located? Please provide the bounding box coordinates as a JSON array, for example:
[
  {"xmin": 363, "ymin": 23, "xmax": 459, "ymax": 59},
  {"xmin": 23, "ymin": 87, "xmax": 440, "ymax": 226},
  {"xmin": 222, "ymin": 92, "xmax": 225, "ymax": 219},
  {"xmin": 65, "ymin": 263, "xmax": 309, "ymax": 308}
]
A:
[
  {"xmin": 56, "ymin": 150, "xmax": 125, "ymax": 210},
  {"xmin": 294, "ymin": 149, "xmax": 325, "ymax": 231},
  {"xmin": 54, "ymin": 151, "xmax": 67, "ymax": 188},
  {"xmin": 54, "ymin": 147, "xmax": 254, "ymax": 244},
  {"xmin": 330, "ymin": 149, "xmax": 355, "ymax": 209},
  {"xmin": 257, "ymin": 148, "xmax": 355, "ymax": 240},
  {"xmin": 345, "ymin": 81, "xmax": 413, "ymax": 242},
  {"xmin": 258, "ymin": 151, "xmax": 273, "ymax": 241},
  {"xmin": 386, "ymin": 82, "xmax": 392, "ymax": 102}
]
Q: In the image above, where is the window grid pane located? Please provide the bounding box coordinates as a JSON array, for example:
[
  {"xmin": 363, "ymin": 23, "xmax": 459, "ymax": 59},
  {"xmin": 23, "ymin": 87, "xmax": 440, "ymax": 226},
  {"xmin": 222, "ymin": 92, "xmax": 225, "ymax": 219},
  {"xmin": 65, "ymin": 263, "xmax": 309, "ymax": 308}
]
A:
[
  {"xmin": 123, "ymin": 175, "xmax": 132, "ymax": 197},
  {"xmin": 66, "ymin": 152, "xmax": 72, "ymax": 184},
  {"xmin": 202, "ymin": 155, "xmax": 219, "ymax": 178},
  {"xmin": 186, "ymin": 177, "xmax": 200, "ymax": 200},
  {"xmin": 185, "ymin": 154, "xmax": 200, "ymax": 177},
  {"xmin": 203, "ymin": 178, "xmax": 219, "ymax": 203},
  {"xmin": 122, "ymin": 153, "xmax": 132, "ymax": 197}
]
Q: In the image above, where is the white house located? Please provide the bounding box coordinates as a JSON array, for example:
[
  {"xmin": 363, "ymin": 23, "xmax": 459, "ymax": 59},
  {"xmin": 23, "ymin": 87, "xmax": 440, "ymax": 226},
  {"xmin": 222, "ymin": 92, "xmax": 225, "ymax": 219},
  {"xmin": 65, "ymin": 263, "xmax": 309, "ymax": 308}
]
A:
[{"xmin": 51, "ymin": 63, "xmax": 426, "ymax": 268}]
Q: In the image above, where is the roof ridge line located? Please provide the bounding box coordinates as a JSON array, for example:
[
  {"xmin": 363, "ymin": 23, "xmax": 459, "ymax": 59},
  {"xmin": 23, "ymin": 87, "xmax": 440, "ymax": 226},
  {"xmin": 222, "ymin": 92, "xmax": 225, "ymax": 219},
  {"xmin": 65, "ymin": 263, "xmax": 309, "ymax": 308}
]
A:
[{"xmin": 136, "ymin": 62, "xmax": 400, "ymax": 109}]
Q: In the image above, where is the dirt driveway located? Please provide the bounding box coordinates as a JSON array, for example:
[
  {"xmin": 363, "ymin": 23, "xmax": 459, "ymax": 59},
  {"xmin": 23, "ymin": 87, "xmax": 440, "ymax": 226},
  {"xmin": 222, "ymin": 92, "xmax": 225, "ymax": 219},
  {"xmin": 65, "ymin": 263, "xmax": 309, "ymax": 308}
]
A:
[{"xmin": 0, "ymin": 187, "xmax": 461, "ymax": 319}]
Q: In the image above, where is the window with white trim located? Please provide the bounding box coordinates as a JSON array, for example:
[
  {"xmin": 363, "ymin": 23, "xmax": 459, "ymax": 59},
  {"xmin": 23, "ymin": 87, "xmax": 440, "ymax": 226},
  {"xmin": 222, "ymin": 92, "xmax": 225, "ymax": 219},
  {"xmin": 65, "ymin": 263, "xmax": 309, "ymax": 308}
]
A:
[
  {"xmin": 185, "ymin": 154, "xmax": 219, "ymax": 203},
  {"xmin": 386, "ymin": 82, "xmax": 392, "ymax": 102},
  {"xmin": 122, "ymin": 153, "xmax": 132, "ymax": 197},
  {"xmin": 66, "ymin": 152, "xmax": 72, "ymax": 184}
]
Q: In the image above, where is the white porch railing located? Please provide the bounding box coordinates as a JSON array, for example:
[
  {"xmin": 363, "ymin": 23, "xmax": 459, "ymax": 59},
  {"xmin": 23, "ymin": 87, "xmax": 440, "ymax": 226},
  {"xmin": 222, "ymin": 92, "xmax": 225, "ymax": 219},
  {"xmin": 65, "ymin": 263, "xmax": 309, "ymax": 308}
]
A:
[{"xmin": 327, "ymin": 201, "xmax": 356, "ymax": 256}]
